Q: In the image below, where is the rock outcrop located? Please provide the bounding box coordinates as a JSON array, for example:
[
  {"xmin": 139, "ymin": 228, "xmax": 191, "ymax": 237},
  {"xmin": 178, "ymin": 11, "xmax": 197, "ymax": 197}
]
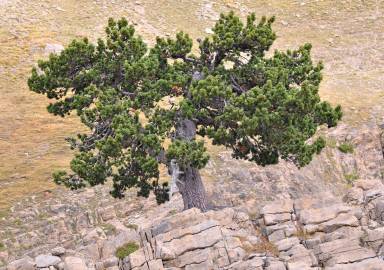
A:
[
  {"xmin": 114, "ymin": 179, "xmax": 384, "ymax": 270},
  {"xmin": 5, "ymin": 178, "xmax": 384, "ymax": 269}
]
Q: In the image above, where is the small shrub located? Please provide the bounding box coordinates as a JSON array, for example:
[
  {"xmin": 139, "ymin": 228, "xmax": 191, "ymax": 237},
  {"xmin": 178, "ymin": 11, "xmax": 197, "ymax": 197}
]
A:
[
  {"xmin": 0, "ymin": 242, "xmax": 6, "ymax": 251},
  {"xmin": 338, "ymin": 142, "xmax": 354, "ymax": 153},
  {"xmin": 126, "ymin": 223, "xmax": 138, "ymax": 231},
  {"xmin": 115, "ymin": 242, "xmax": 139, "ymax": 259}
]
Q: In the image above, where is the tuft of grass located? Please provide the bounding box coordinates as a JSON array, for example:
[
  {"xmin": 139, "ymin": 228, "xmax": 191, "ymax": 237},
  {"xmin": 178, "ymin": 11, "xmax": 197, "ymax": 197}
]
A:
[
  {"xmin": 338, "ymin": 142, "xmax": 354, "ymax": 154},
  {"xmin": 345, "ymin": 171, "xmax": 359, "ymax": 185},
  {"xmin": 125, "ymin": 223, "xmax": 138, "ymax": 231},
  {"xmin": 294, "ymin": 227, "xmax": 310, "ymax": 240},
  {"xmin": 250, "ymin": 235, "xmax": 279, "ymax": 256},
  {"xmin": 167, "ymin": 209, "xmax": 178, "ymax": 216},
  {"xmin": 0, "ymin": 242, "xmax": 6, "ymax": 251},
  {"xmin": 326, "ymin": 137, "xmax": 338, "ymax": 148},
  {"xmin": 115, "ymin": 242, "xmax": 139, "ymax": 259},
  {"xmin": 100, "ymin": 223, "xmax": 117, "ymax": 235},
  {"xmin": 13, "ymin": 218, "xmax": 22, "ymax": 226}
]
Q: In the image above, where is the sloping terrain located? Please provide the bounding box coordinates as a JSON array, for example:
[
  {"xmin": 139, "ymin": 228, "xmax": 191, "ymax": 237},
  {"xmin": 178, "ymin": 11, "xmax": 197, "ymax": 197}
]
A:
[{"xmin": 0, "ymin": 0, "xmax": 383, "ymax": 211}]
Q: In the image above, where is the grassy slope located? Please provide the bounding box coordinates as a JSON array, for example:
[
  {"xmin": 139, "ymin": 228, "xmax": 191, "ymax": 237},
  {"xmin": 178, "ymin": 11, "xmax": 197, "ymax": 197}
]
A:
[{"xmin": 0, "ymin": 0, "xmax": 383, "ymax": 210}]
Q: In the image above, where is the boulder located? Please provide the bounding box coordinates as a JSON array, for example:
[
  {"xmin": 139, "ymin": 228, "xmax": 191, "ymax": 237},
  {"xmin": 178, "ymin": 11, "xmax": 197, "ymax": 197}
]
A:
[
  {"xmin": 160, "ymin": 226, "xmax": 222, "ymax": 257},
  {"xmin": 63, "ymin": 256, "xmax": 87, "ymax": 270},
  {"xmin": 299, "ymin": 204, "xmax": 351, "ymax": 225},
  {"xmin": 35, "ymin": 254, "xmax": 61, "ymax": 268},
  {"xmin": 129, "ymin": 248, "xmax": 147, "ymax": 268},
  {"xmin": 261, "ymin": 200, "xmax": 293, "ymax": 215},
  {"xmin": 325, "ymin": 257, "xmax": 384, "ymax": 269},
  {"xmin": 51, "ymin": 247, "xmax": 66, "ymax": 256},
  {"xmin": 147, "ymin": 259, "xmax": 164, "ymax": 270},
  {"xmin": 7, "ymin": 257, "xmax": 35, "ymax": 270}
]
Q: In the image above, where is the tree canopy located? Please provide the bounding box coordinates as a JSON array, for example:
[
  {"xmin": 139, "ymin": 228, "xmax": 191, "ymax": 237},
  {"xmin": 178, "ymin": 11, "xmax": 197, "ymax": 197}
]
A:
[{"xmin": 28, "ymin": 12, "xmax": 342, "ymax": 210}]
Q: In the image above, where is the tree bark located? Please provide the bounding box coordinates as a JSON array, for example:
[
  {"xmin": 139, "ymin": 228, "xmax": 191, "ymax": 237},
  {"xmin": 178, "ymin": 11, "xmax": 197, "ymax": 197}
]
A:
[
  {"xmin": 168, "ymin": 118, "xmax": 209, "ymax": 212},
  {"xmin": 176, "ymin": 165, "xmax": 208, "ymax": 211}
]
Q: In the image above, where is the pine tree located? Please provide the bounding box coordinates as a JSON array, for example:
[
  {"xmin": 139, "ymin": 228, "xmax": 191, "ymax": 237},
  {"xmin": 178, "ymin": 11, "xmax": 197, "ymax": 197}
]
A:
[{"xmin": 28, "ymin": 12, "xmax": 342, "ymax": 211}]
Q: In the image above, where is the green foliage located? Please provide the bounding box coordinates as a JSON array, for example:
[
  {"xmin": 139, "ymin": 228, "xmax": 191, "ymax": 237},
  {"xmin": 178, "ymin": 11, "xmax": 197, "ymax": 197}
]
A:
[
  {"xmin": 28, "ymin": 12, "xmax": 341, "ymax": 205},
  {"xmin": 344, "ymin": 171, "xmax": 359, "ymax": 185},
  {"xmin": 338, "ymin": 142, "xmax": 354, "ymax": 154},
  {"xmin": 166, "ymin": 140, "xmax": 209, "ymax": 169},
  {"xmin": 125, "ymin": 223, "xmax": 138, "ymax": 231},
  {"xmin": 115, "ymin": 242, "xmax": 139, "ymax": 259},
  {"xmin": 0, "ymin": 242, "xmax": 5, "ymax": 252}
]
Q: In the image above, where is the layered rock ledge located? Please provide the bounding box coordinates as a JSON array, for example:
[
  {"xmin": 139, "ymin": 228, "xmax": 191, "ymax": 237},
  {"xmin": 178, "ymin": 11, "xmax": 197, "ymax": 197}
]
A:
[{"xmin": 5, "ymin": 178, "xmax": 384, "ymax": 270}]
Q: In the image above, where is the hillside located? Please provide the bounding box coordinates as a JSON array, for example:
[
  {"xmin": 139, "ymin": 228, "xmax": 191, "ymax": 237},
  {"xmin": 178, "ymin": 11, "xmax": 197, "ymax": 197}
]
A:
[
  {"xmin": 0, "ymin": 0, "xmax": 383, "ymax": 210},
  {"xmin": 1, "ymin": 0, "xmax": 384, "ymax": 269}
]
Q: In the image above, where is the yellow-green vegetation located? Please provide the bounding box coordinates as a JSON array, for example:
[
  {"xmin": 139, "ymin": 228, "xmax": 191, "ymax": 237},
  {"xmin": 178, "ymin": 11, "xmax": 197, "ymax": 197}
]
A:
[
  {"xmin": 0, "ymin": 242, "xmax": 6, "ymax": 252},
  {"xmin": 115, "ymin": 242, "xmax": 139, "ymax": 259},
  {"xmin": 345, "ymin": 171, "xmax": 359, "ymax": 185},
  {"xmin": 167, "ymin": 209, "xmax": 178, "ymax": 216},
  {"xmin": 100, "ymin": 223, "xmax": 117, "ymax": 235},
  {"xmin": 338, "ymin": 142, "xmax": 354, "ymax": 154},
  {"xmin": 326, "ymin": 137, "xmax": 338, "ymax": 148},
  {"xmin": 0, "ymin": 210, "xmax": 9, "ymax": 220},
  {"xmin": 13, "ymin": 218, "xmax": 22, "ymax": 226},
  {"xmin": 125, "ymin": 223, "xmax": 139, "ymax": 231}
]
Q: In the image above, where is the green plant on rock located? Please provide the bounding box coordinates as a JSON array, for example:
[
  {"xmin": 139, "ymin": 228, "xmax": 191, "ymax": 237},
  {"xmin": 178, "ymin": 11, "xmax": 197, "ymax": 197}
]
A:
[
  {"xmin": 28, "ymin": 12, "xmax": 342, "ymax": 212},
  {"xmin": 344, "ymin": 171, "xmax": 359, "ymax": 185},
  {"xmin": 125, "ymin": 223, "xmax": 138, "ymax": 231},
  {"xmin": 115, "ymin": 242, "xmax": 139, "ymax": 259},
  {"xmin": 326, "ymin": 137, "xmax": 337, "ymax": 148},
  {"xmin": 338, "ymin": 142, "xmax": 354, "ymax": 154},
  {"xmin": 100, "ymin": 223, "xmax": 116, "ymax": 235}
]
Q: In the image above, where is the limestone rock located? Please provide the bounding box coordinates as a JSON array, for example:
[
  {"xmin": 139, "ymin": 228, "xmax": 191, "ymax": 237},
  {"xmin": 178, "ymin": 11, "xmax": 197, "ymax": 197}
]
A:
[
  {"xmin": 63, "ymin": 256, "xmax": 87, "ymax": 270},
  {"xmin": 35, "ymin": 254, "xmax": 61, "ymax": 268},
  {"xmin": 51, "ymin": 247, "xmax": 66, "ymax": 256},
  {"xmin": 129, "ymin": 248, "xmax": 147, "ymax": 269},
  {"xmin": 6, "ymin": 257, "xmax": 35, "ymax": 270},
  {"xmin": 325, "ymin": 257, "xmax": 384, "ymax": 269},
  {"xmin": 261, "ymin": 200, "xmax": 293, "ymax": 215}
]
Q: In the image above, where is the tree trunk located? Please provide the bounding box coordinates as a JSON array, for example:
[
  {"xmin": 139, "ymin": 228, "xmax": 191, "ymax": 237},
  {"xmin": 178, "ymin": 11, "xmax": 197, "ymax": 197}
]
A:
[
  {"xmin": 168, "ymin": 119, "xmax": 209, "ymax": 212},
  {"xmin": 176, "ymin": 165, "xmax": 208, "ymax": 211}
]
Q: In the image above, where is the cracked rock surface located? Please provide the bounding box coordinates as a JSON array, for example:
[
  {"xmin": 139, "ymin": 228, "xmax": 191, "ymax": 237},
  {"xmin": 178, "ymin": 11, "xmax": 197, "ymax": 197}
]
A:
[{"xmin": 6, "ymin": 178, "xmax": 384, "ymax": 269}]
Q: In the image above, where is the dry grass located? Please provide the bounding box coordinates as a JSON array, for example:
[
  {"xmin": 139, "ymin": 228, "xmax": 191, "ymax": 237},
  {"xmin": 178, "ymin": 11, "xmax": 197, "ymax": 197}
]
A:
[
  {"xmin": 239, "ymin": 233, "xmax": 279, "ymax": 257},
  {"xmin": 0, "ymin": 0, "xmax": 383, "ymax": 210}
]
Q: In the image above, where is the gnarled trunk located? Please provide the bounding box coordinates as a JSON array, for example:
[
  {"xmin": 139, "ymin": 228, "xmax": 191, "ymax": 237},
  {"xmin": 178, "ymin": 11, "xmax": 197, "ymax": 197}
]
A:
[
  {"xmin": 176, "ymin": 165, "xmax": 208, "ymax": 211},
  {"xmin": 168, "ymin": 119, "xmax": 209, "ymax": 212}
]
